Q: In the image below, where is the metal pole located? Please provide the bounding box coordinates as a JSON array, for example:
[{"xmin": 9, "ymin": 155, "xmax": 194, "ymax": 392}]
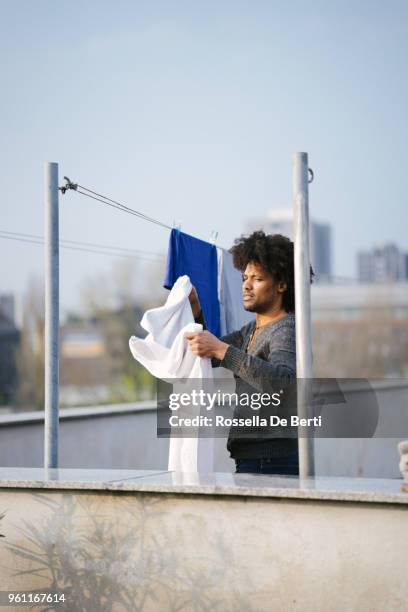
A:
[
  {"xmin": 44, "ymin": 162, "xmax": 59, "ymax": 468},
  {"xmin": 293, "ymin": 152, "xmax": 315, "ymax": 478}
]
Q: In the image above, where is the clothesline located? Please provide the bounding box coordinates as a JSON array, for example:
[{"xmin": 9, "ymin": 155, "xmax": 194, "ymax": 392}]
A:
[
  {"xmin": 60, "ymin": 176, "xmax": 253, "ymax": 336},
  {"xmin": 61, "ymin": 177, "xmax": 225, "ymax": 249},
  {"xmin": 0, "ymin": 230, "xmax": 164, "ymax": 262}
]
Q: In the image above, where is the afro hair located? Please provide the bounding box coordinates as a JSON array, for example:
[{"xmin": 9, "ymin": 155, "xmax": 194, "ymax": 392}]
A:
[{"xmin": 230, "ymin": 230, "xmax": 314, "ymax": 312}]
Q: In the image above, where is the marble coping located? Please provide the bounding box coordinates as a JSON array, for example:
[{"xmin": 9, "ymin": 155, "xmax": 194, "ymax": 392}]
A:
[
  {"xmin": 0, "ymin": 401, "xmax": 157, "ymax": 425},
  {"xmin": 0, "ymin": 468, "xmax": 407, "ymax": 505}
]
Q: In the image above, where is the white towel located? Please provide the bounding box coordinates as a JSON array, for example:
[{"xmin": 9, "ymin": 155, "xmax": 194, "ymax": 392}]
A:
[{"xmin": 129, "ymin": 275, "xmax": 214, "ymax": 473}]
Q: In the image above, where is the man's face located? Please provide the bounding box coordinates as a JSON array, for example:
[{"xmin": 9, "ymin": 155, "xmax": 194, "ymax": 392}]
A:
[{"xmin": 242, "ymin": 261, "xmax": 285, "ymax": 313}]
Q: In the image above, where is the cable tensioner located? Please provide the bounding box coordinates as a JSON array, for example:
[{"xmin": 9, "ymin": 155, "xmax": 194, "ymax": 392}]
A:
[{"xmin": 59, "ymin": 176, "xmax": 78, "ymax": 194}]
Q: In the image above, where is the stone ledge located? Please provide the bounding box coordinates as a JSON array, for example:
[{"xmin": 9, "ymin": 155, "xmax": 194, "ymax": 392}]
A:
[{"xmin": 0, "ymin": 468, "xmax": 407, "ymax": 505}]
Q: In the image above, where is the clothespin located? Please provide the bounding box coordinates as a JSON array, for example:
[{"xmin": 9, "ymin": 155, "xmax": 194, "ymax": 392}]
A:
[
  {"xmin": 209, "ymin": 230, "xmax": 218, "ymax": 244},
  {"xmin": 172, "ymin": 220, "xmax": 181, "ymax": 231}
]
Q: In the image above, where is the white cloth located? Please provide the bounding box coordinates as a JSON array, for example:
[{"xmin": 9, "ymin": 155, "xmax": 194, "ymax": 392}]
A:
[
  {"xmin": 129, "ymin": 275, "xmax": 214, "ymax": 473},
  {"xmin": 217, "ymin": 247, "xmax": 254, "ymax": 336}
]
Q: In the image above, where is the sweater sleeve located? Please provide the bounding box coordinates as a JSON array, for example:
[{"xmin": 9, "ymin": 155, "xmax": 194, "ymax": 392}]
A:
[
  {"xmin": 219, "ymin": 326, "xmax": 296, "ymax": 392},
  {"xmin": 194, "ymin": 310, "xmax": 246, "ymax": 368},
  {"xmin": 211, "ymin": 328, "xmax": 245, "ymax": 368}
]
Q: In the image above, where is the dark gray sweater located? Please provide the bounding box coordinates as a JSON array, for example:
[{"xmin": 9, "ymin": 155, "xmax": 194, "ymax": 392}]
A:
[{"xmin": 213, "ymin": 314, "xmax": 298, "ymax": 460}]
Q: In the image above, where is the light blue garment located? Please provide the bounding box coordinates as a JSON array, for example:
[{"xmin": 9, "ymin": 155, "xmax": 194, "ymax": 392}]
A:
[{"xmin": 216, "ymin": 247, "xmax": 254, "ymax": 335}]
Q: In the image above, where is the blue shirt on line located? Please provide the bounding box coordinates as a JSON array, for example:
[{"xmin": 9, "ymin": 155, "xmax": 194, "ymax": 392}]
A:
[{"xmin": 163, "ymin": 229, "xmax": 221, "ymax": 336}]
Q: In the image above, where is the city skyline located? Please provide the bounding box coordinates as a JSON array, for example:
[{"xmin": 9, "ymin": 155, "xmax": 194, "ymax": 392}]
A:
[
  {"xmin": 245, "ymin": 208, "xmax": 332, "ymax": 282},
  {"xmin": 4, "ymin": 215, "xmax": 408, "ymax": 325},
  {"xmin": 1, "ymin": 1, "xmax": 408, "ymax": 312}
]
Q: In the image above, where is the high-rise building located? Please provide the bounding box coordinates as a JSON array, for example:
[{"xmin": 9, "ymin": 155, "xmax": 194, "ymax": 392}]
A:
[
  {"xmin": 357, "ymin": 243, "xmax": 405, "ymax": 283},
  {"xmin": 0, "ymin": 294, "xmax": 19, "ymax": 404},
  {"xmin": 245, "ymin": 209, "xmax": 332, "ymax": 283},
  {"xmin": 0, "ymin": 295, "xmax": 15, "ymax": 325}
]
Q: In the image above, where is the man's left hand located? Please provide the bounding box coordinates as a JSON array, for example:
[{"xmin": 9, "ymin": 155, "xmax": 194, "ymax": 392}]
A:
[{"xmin": 185, "ymin": 331, "xmax": 229, "ymax": 361}]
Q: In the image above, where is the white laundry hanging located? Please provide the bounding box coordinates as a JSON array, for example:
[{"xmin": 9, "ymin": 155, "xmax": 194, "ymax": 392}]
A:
[{"xmin": 129, "ymin": 275, "xmax": 214, "ymax": 473}]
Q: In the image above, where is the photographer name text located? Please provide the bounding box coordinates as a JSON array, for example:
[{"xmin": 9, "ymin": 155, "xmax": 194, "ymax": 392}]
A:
[{"xmin": 168, "ymin": 415, "xmax": 322, "ymax": 428}]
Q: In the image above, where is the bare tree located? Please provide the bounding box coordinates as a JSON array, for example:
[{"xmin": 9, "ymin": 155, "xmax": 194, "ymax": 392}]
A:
[
  {"xmin": 15, "ymin": 277, "xmax": 45, "ymax": 410},
  {"xmin": 312, "ymin": 289, "xmax": 406, "ymax": 378},
  {"xmin": 77, "ymin": 258, "xmax": 168, "ymax": 403}
]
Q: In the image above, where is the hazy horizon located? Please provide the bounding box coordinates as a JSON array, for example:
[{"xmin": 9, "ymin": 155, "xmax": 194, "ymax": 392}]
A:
[{"xmin": 2, "ymin": 1, "xmax": 408, "ymax": 315}]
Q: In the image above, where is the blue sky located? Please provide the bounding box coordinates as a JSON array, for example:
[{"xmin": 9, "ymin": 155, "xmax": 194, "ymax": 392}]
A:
[{"xmin": 1, "ymin": 0, "xmax": 408, "ymax": 314}]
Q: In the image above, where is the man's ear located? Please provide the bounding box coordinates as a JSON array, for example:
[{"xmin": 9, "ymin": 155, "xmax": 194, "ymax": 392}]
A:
[{"xmin": 277, "ymin": 281, "xmax": 287, "ymax": 293}]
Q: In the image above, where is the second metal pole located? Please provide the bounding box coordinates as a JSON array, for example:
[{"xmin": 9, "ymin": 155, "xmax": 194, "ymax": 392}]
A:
[
  {"xmin": 44, "ymin": 162, "xmax": 59, "ymax": 468},
  {"xmin": 293, "ymin": 152, "xmax": 315, "ymax": 478}
]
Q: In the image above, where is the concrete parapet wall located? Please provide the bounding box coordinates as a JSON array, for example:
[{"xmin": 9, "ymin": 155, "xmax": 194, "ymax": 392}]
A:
[
  {"xmin": 0, "ymin": 380, "xmax": 406, "ymax": 477},
  {"xmin": 0, "ymin": 486, "xmax": 407, "ymax": 611}
]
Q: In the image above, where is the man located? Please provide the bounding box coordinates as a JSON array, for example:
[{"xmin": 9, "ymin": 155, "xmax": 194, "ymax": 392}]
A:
[{"xmin": 186, "ymin": 231, "xmax": 313, "ymax": 475}]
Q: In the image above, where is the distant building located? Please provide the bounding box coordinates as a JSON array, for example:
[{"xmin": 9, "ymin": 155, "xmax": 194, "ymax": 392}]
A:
[
  {"xmin": 311, "ymin": 282, "xmax": 408, "ymax": 321},
  {"xmin": 246, "ymin": 209, "xmax": 332, "ymax": 283},
  {"xmin": 59, "ymin": 324, "xmax": 111, "ymax": 405},
  {"xmin": 311, "ymin": 282, "xmax": 408, "ymax": 377},
  {"xmin": 357, "ymin": 243, "xmax": 406, "ymax": 283},
  {"xmin": 61, "ymin": 328, "xmax": 106, "ymax": 360},
  {"xmin": 0, "ymin": 294, "xmax": 19, "ymax": 404},
  {"xmin": 357, "ymin": 252, "xmax": 374, "ymax": 284},
  {"xmin": 310, "ymin": 222, "xmax": 332, "ymax": 283},
  {"xmin": 0, "ymin": 295, "xmax": 15, "ymax": 324},
  {"xmin": 59, "ymin": 304, "xmax": 146, "ymax": 406}
]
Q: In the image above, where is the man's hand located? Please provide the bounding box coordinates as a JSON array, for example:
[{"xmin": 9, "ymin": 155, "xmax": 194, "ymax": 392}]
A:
[
  {"xmin": 185, "ymin": 330, "xmax": 229, "ymax": 361},
  {"xmin": 188, "ymin": 287, "xmax": 202, "ymax": 319}
]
